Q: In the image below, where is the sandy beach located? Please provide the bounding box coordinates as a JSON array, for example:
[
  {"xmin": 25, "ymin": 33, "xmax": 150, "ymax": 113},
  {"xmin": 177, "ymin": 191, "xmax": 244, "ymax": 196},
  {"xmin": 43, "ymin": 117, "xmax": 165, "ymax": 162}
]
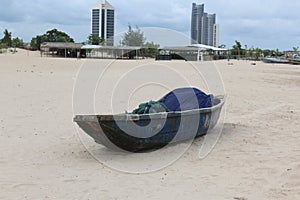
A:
[{"xmin": 0, "ymin": 49, "xmax": 299, "ymax": 199}]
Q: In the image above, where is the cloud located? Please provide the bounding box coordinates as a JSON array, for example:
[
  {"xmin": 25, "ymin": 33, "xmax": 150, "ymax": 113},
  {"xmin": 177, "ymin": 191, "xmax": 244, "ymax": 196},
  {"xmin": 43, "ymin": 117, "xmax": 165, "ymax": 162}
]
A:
[
  {"xmin": 0, "ymin": 0, "xmax": 92, "ymax": 25},
  {"xmin": 0, "ymin": 0, "xmax": 299, "ymax": 49},
  {"xmin": 111, "ymin": 0, "xmax": 300, "ymax": 49}
]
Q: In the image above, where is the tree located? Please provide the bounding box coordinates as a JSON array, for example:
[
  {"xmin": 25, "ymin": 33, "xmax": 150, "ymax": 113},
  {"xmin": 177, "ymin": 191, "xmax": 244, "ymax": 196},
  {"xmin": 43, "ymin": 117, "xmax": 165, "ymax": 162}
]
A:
[
  {"xmin": 87, "ymin": 34, "xmax": 104, "ymax": 45},
  {"xmin": 249, "ymin": 46, "xmax": 255, "ymax": 59},
  {"xmin": 262, "ymin": 49, "xmax": 272, "ymax": 57},
  {"xmin": 244, "ymin": 44, "xmax": 249, "ymax": 58},
  {"xmin": 218, "ymin": 44, "xmax": 226, "ymax": 49},
  {"xmin": 122, "ymin": 25, "xmax": 146, "ymax": 46},
  {"xmin": 43, "ymin": 29, "xmax": 74, "ymax": 43},
  {"xmin": 1, "ymin": 29, "xmax": 12, "ymax": 47},
  {"xmin": 274, "ymin": 48, "xmax": 283, "ymax": 56},
  {"xmin": 293, "ymin": 46, "xmax": 299, "ymax": 53},
  {"xmin": 0, "ymin": 43, "xmax": 7, "ymax": 53},
  {"xmin": 0, "ymin": 29, "xmax": 25, "ymax": 50},
  {"xmin": 30, "ymin": 29, "xmax": 74, "ymax": 50},
  {"xmin": 232, "ymin": 40, "xmax": 242, "ymax": 59},
  {"xmin": 142, "ymin": 41, "xmax": 160, "ymax": 49},
  {"xmin": 30, "ymin": 35, "xmax": 47, "ymax": 50},
  {"xmin": 141, "ymin": 41, "xmax": 160, "ymax": 57},
  {"xmin": 12, "ymin": 37, "xmax": 24, "ymax": 47},
  {"xmin": 255, "ymin": 48, "xmax": 263, "ymax": 60}
]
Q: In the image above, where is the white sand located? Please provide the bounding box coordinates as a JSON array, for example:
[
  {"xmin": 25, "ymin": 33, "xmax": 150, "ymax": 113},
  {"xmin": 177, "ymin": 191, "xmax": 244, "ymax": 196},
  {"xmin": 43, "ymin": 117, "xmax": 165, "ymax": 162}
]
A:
[{"xmin": 0, "ymin": 49, "xmax": 299, "ymax": 199}]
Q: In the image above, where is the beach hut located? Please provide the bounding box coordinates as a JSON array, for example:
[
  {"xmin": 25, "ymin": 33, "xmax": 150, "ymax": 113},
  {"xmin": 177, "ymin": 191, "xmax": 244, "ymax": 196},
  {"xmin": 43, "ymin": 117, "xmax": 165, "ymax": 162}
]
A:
[
  {"xmin": 40, "ymin": 42, "xmax": 85, "ymax": 58},
  {"xmin": 81, "ymin": 45, "xmax": 142, "ymax": 59},
  {"xmin": 159, "ymin": 45, "xmax": 227, "ymax": 61}
]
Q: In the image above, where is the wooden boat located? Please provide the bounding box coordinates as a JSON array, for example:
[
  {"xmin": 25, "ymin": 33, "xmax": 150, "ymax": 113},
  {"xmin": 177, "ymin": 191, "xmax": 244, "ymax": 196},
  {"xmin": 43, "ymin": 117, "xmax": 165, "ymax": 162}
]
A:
[
  {"xmin": 74, "ymin": 95, "xmax": 225, "ymax": 152},
  {"xmin": 262, "ymin": 57, "xmax": 289, "ymax": 64},
  {"xmin": 289, "ymin": 58, "xmax": 300, "ymax": 65}
]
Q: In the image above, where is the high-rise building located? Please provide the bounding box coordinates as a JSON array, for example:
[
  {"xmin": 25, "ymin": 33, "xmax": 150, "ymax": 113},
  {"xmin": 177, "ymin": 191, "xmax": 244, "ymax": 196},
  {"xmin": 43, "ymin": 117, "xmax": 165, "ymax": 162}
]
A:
[
  {"xmin": 191, "ymin": 3, "xmax": 219, "ymax": 47},
  {"xmin": 91, "ymin": 0, "xmax": 115, "ymax": 46},
  {"xmin": 213, "ymin": 24, "xmax": 219, "ymax": 47},
  {"xmin": 191, "ymin": 3, "xmax": 204, "ymax": 45}
]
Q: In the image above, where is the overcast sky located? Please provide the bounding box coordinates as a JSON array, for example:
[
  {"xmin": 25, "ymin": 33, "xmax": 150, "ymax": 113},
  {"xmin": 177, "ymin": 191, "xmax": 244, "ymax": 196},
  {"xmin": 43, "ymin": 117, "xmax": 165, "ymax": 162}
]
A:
[{"xmin": 0, "ymin": 0, "xmax": 299, "ymax": 50}]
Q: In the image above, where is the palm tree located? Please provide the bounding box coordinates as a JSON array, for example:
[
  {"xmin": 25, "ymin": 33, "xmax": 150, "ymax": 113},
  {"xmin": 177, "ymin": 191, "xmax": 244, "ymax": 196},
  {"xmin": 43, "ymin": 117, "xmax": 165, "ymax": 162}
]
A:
[
  {"xmin": 274, "ymin": 48, "xmax": 282, "ymax": 56},
  {"xmin": 293, "ymin": 46, "xmax": 299, "ymax": 54},
  {"xmin": 244, "ymin": 45, "xmax": 249, "ymax": 58},
  {"xmin": 255, "ymin": 48, "xmax": 263, "ymax": 60},
  {"xmin": 2, "ymin": 29, "xmax": 12, "ymax": 47},
  {"xmin": 232, "ymin": 40, "xmax": 242, "ymax": 60}
]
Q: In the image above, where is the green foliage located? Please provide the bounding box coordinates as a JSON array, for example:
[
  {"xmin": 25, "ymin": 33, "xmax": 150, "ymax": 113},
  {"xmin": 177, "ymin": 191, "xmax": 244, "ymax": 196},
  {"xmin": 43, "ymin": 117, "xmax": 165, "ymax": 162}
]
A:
[
  {"xmin": 293, "ymin": 46, "xmax": 299, "ymax": 52},
  {"xmin": 218, "ymin": 44, "xmax": 226, "ymax": 49},
  {"xmin": 0, "ymin": 29, "xmax": 24, "ymax": 49},
  {"xmin": 254, "ymin": 48, "xmax": 262, "ymax": 59},
  {"xmin": 30, "ymin": 29, "xmax": 74, "ymax": 50},
  {"xmin": 30, "ymin": 37, "xmax": 39, "ymax": 50},
  {"xmin": 30, "ymin": 35, "xmax": 46, "ymax": 50},
  {"xmin": 122, "ymin": 25, "xmax": 146, "ymax": 46},
  {"xmin": 230, "ymin": 40, "xmax": 244, "ymax": 59},
  {"xmin": 228, "ymin": 41, "xmax": 278, "ymax": 60},
  {"xmin": 0, "ymin": 43, "xmax": 7, "ymax": 49},
  {"xmin": 121, "ymin": 25, "xmax": 159, "ymax": 57},
  {"xmin": 142, "ymin": 41, "xmax": 160, "ymax": 49},
  {"xmin": 0, "ymin": 43, "xmax": 7, "ymax": 54},
  {"xmin": 12, "ymin": 37, "xmax": 24, "ymax": 47},
  {"xmin": 1, "ymin": 29, "xmax": 12, "ymax": 47},
  {"xmin": 141, "ymin": 41, "xmax": 160, "ymax": 57},
  {"xmin": 227, "ymin": 40, "xmax": 299, "ymax": 60},
  {"xmin": 233, "ymin": 40, "xmax": 242, "ymax": 50},
  {"xmin": 43, "ymin": 29, "xmax": 74, "ymax": 43},
  {"xmin": 248, "ymin": 47, "xmax": 255, "ymax": 58},
  {"xmin": 262, "ymin": 49, "xmax": 271, "ymax": 57},
  {"xmin": 274, "ymin": 48, "xmax": 283, "ymax": 56},
  {"xmin": 87, "ymin": 34, "xmax": 104, "ymax": 45}
]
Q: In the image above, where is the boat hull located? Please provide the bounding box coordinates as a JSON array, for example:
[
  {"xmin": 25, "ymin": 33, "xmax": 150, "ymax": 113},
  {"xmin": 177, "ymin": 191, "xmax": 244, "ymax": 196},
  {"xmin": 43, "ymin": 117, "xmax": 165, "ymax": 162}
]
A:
[
  {"xmin": 289, "ymin": 58, "xmax": 300, "ymax": 65},
  {"xmin": 262, "ymin": 57, "xmax": 289, "ymax": 64},
  {"xmin": 74, "ymin": 96, "xmax": 225, "ymax": 152}
]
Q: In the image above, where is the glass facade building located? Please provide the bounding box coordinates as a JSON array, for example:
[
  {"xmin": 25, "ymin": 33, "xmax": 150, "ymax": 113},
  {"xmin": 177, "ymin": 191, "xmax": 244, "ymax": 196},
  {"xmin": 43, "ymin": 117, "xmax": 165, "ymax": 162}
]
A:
[
  {"xmin": 91, "ymin": 0, "xmax": 115, "ymax": 46},
  {"xmin": 191, "ymin": 3, "xmax": 218, "ymax": 47}
]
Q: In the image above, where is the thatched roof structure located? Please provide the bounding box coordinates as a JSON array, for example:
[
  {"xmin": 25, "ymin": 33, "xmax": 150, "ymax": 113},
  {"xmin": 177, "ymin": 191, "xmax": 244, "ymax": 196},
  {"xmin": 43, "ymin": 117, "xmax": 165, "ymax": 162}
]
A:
[{"xmin": 40, "ymin": 42, "xmax": 83, "ymax": 49}]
